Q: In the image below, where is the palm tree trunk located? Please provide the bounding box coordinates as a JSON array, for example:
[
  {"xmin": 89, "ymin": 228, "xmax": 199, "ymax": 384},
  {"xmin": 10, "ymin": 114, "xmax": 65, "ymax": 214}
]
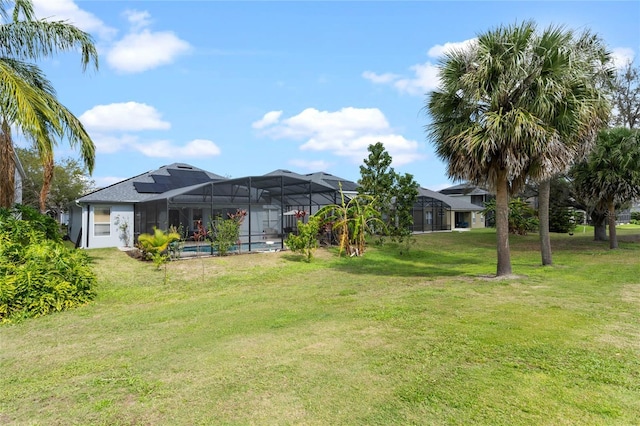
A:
[
  {"xmin": 495, "ymin": 171, "xmax": 512, "ymax": 276},
  {"xmin": 39, "ymin": 157, "xmax": 54, "ymax": 213},
  {"xmin": 607, "ymin": 202, "xmax": 618, "ymax": 249},
  {"xmin": 592, "ymin": 211, "xmax": 607, "ymax": 241},
  {"xmin": 0, "ymin": 120, "xmax": 16, "ymax": 208},
  {"xmin": 538, "ymin": 179, "xmax": 552, "ymax": 265}
]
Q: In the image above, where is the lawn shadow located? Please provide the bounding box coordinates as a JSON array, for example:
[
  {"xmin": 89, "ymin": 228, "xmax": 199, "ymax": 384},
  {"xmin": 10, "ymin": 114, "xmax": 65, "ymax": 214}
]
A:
[{"xmin": 330, "ymin": 248, "xmax": 486, "ymax": 279}]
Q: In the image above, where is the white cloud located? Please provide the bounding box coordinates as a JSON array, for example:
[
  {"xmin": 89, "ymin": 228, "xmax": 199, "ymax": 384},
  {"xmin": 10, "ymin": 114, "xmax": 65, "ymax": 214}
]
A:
[
  {"xmin": 255, "ymin": 107, "xmax": 423, "ymax": 166},
  {"xmin": 90, "ymin": 133, "xmax": 139, "ymax": 154},
  {"xmin": 80, "ymin": 102, "xmax": 171, "ymax": 132},
  {"xmin": 361, "ymin": 71, "xmax": 400, "ymax": 84},
  {"xmin": 392, "ymin": 62, "xmax": 440, "ymax": 95},
  {"xmin": 427, "ymin": 39, "xmax": 477, "ymax": 58},
  {"xmin": 363, "ymin": 38, "xmax": 477, "ymax": 96},
  {"xmin": 611, "ymin": 47, "xmax": 635, "ymax": 69},
  {"xmin": 124, "ymin": 9, "xmax": 152, "ymax": 31},
  {"xmin": 33, "ymin": 0, "xmax": 117, "ymax": 40},
  {"xmin": 107, "ymin": 29, "xmax": 191, "ymax": 73},
  {"xmin": 252, "ymin": 111, "xmax": 283, "ymax": 129},
  {"xmin": 32, "ymin": 2, "xmax": 191, "ymax": 73},
  {"xmin": 289, "ymin": 159, "xmax": 332, "ymax": 171},
  {"xmin": 134, "ymin": 139, "xmax": 221, "ymax": 158}
]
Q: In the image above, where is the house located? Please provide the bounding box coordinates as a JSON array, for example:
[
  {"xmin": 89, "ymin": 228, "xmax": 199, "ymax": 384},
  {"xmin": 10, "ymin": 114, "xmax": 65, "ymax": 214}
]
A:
[
  {"xmin": 69, "ymin": 164, "xmax": 356, "ymax": 250},
  {"xmin": 69, "ymin": 163, "xmax": 226, "ymax": 249},
  {"xmin": 69, "ymin": 163, "xmax": 487, "ymax": 250},
  {"xmin": 439, "ymin": 183, "xmax": 492, "ymax": 227},
  {"xmin": 412, "ymin": 187, "xmax": 485, "ymax": 232}
]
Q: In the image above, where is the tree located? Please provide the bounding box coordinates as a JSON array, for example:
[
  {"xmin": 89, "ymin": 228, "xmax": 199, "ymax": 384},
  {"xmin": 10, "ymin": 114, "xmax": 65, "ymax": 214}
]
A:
[
  {"xmin": 358, "ymin": 142, "xmax": 395, "ymax": 229},
  {"xmin": 15, "ymin": 146, "xmax": 94, "ymax": 218},
  {"xmin": 358, "ymin": 142, "xmax": 419, "ymax": 238},
  {"xmin": 611, "ymin": 61, "xmax": 640, "ymax": 129},
  {"xmin": 0, "ymin": 0, "xmax": 98, "ymax": 209},
  {"xmin": 570, "ymin": 127, "xmax": 640, "ymax": 249},
  {"xmin": 427, "ymin": 21, "xmax": 611, "ymax": 276},
  {"xmin": 391, "ymin": 172, "xmax": 419, "ymax": 240}
]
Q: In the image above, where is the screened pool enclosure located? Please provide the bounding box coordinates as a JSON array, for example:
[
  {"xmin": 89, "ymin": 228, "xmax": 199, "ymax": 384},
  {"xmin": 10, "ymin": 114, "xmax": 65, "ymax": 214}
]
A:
[{"xmin": 133, "ymin": 170, "xmax": 354, "ymax": 252}]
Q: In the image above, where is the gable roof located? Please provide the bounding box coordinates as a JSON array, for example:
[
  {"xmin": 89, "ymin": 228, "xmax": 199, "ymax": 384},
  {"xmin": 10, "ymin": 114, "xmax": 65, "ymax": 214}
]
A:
[
  {"xmin": 439, "ymin": 182, "xmax": 491, "ymax": 196},
  {"xmin": 77, "ymin": 163, "xmax": 226, "ymax": 203},
  {"xmin": 418, "ymin": 187, "xmax": 482, "ymax": 212}
]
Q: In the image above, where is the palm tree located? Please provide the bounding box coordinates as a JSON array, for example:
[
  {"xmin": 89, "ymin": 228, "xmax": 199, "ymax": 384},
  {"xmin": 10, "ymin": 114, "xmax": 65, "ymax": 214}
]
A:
[
  {"xmin": 0, "ymin": 0, "xmax": 98, "ymax": 210},
  {"xmin": 570, "ymin": 128, "xmax": 640, "ymax": 249},
  {"xmin": 427, "ymin": 21, "xmax": 611, "ymax": 276}
]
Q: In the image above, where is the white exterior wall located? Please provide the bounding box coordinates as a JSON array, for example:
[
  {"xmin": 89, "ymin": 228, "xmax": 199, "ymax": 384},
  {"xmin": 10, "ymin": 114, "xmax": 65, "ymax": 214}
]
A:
[{"xmin": 72, "ymin": 203, "xmax": 135, "ymax": 249}]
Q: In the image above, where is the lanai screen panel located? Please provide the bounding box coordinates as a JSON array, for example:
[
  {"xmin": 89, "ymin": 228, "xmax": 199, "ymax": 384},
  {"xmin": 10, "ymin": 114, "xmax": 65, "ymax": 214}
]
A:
[
  {"xmin": 411, "ymin": 196, "xmax": 451, "ymax": 232},
  {"xmin": 134, "ymin": 175, "xmax": 340, "ymax": 251}
]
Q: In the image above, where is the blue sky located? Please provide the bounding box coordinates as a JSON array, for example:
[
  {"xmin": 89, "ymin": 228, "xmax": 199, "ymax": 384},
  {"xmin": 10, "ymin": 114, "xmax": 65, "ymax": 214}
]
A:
[{"xmin": 20, "ymin": 0, "xmax": 640, "ymax": 190}]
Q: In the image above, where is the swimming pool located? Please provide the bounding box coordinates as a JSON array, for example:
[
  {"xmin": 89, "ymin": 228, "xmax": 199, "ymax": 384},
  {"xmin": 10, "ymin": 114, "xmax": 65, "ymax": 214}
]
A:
[{"xmin": 179, "ymin": 240, "xmax": 281, "ymax": 255}]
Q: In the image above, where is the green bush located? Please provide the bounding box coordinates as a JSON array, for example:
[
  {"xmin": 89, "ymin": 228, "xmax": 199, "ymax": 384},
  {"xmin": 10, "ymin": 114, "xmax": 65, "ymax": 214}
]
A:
[
  {"xmin": 137, "ymin": 227, "xmax": 181, "ymax": 269},
  {"xmin": 549, "ymin": 207, "xmax": 577, "ymax": 233},
  {"xmin": 209, "ymin": 217, "xmax": 241, "ymax": 256},
  {"xmin": 0, "ymin": 206, "xmax": 96, "ymax": 323},
  {"xmin": 285, "ymin": 215, "xmax": 321, "ymax": 262},
  {"xmin": 482, "ymin": 198, "xmax": 539, "ymax": 235}
]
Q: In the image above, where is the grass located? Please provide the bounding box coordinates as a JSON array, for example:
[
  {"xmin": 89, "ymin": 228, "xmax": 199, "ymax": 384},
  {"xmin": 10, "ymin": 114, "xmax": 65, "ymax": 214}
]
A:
[{"xmin": 1, "ymin": 228, "xmax": 640, "ymax": 425}]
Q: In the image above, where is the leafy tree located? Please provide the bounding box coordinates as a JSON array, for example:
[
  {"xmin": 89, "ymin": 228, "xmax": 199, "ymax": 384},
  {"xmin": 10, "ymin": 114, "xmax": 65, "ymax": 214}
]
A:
[
  {"xmin": 16, "ymin": 146, "xmax": 94, "ymax": 219},
  {"xmin": 358, "ymin": 142, "xmax": 395, "ymax": 230},
  {"xmin": 0, "ymin": 0, "xmax": 98, "ymax": 209},
  {"xmin": 570, "ymin": 127, "xmax": 640, "ymax": 249},
  {"xmin": 391, "ymin": 172, "xmax": 419, "ymax": 241},
  {"xmin": 611, "ymin": 61, "xmax": 640, "ymax": 129},
  {"xmin": 427, "ymin": 21, "xmax": 611, "ymax": 275},
  {"xmin": 358, "ymin": 142, "xmax": 419, "ymax": 238}
]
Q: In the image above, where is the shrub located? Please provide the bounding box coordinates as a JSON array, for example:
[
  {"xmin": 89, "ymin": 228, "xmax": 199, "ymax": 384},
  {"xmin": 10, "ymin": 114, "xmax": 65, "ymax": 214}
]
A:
[
  {"xmin": 0, "ymin": 206, "xmax": 96, "ymax": 323},
  {"xmin": 209, "ymin": 216, "xmax": 241, "ymax": 256},
  {"xmin": 549, "ymin": 207, "xmax": 577, "ymax": 233},
  {"xmin": 482, "ymin": 198, "xmax": 538, "ymax": 235},
  {"xmin": 285, "ymin": 215, "xmax": 321, "ymax": 262},
  {"xmin": 137, "ymin": 227, "xmax": 180, "ymax": 269}
]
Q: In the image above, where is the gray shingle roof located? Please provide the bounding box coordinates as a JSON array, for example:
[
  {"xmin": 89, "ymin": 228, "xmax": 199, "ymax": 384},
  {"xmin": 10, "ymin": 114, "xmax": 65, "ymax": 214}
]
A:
[
  {"xmin": 439, "ymin": 182, "xmax": 491, "ymax": 196},
  {"xmin": 77, "ymin": 163, "xmax": 226, "ymax": 203},
  {"xmin": 418, "ymin": 187, "xmax": 482, "ymax": 212}
]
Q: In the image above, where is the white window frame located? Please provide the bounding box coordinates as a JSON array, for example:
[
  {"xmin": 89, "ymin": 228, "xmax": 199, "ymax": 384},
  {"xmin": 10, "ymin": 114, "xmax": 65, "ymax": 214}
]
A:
[{"xmin": 94, "ymin": 206, "xmax": 111, "ymax": 237}]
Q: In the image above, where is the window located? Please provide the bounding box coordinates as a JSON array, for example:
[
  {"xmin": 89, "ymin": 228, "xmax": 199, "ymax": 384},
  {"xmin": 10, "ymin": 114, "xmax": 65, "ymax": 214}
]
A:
[
  {"xmin": 94, "ymin": 206, "xmax": 111, "ymax": 236},
  {"xmin": 426, "ymin": 211, "xmax": 433, "ymax": 225}
]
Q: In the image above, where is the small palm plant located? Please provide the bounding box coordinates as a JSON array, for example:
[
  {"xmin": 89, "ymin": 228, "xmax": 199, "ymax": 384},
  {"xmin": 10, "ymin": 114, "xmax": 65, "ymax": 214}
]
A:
[{"xmin": 137, "ymin": 227, "xmax": 180, "ymax": 270}]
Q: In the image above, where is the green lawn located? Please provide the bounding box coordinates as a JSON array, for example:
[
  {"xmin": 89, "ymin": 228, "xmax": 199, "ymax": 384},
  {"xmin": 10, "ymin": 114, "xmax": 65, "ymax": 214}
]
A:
[{"xmin": 2, "ymin": 228, "xmax": 640, "ymax": 425}]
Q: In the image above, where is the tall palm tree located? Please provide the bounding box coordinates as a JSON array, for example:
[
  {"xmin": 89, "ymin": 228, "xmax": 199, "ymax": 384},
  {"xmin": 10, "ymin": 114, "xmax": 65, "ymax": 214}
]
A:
[
  {"xmin": 570, "ymin": 128, "xmax": 640, "ymax": 249},
  {"xmin": 0, "ymin": 0, "xmax": 98, "ymax": 210},
  {"xmin": 426, "ymin": 21, "xmax": 611, "ymax": 276},
  {"xmin": 533, "ymin": 30, "xmax": 611, "ymax": 265}
]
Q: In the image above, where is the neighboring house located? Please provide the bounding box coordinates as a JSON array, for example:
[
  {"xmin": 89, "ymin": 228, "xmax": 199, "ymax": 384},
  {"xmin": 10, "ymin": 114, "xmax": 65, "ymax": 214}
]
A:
[
  {"xmin": 439, "ymin": 183, "xmax": 493, "ymax": 227},
  {"xmin": 13, "ymin": 151, "xmax": 26, "ymax": 205},
  {"xmin": 412, "ymin": 187, "xmax": 485, "ymax": 232}
]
